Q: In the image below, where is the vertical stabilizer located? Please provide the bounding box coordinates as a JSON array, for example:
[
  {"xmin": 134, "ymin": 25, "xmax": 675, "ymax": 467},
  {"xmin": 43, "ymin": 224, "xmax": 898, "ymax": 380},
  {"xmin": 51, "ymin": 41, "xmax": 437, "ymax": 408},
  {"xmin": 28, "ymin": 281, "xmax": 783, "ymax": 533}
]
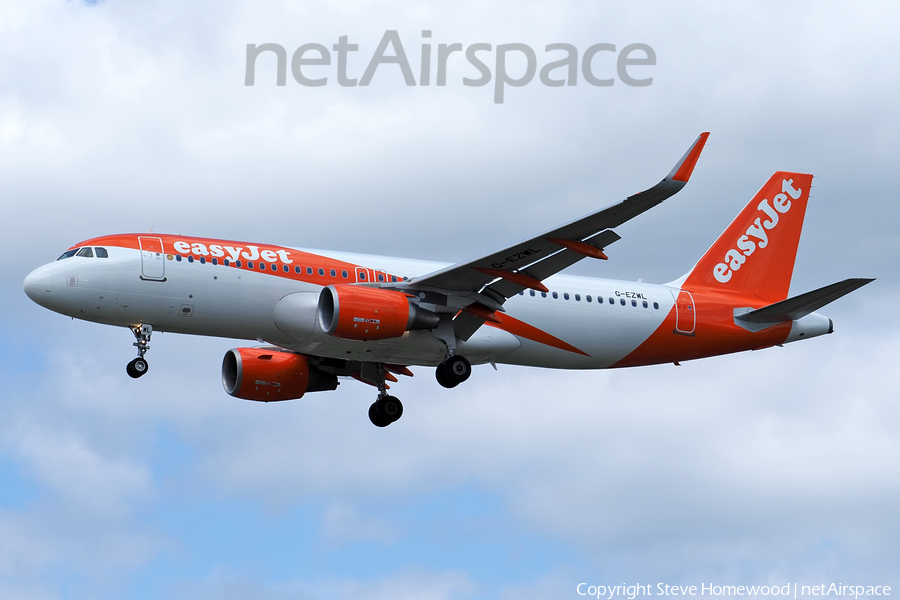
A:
[{"xmin": 683, "ymin": 172, "xmax": 813, "ymax": 302}]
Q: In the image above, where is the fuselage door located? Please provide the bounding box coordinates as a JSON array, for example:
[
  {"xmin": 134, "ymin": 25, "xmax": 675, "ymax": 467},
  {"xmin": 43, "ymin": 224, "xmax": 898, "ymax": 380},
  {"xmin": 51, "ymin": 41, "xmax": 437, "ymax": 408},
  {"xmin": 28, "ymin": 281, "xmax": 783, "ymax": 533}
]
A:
[
  {"xmin": 672, "ymin": 289, "xmax": 696, "ymax": 335},
  {"xmin": 355, "ymin": 267, "xmax": 372, "ymax": 284},
  {"xmin": 139, "ymin": 236, "xmax": 166, "ymax": 281}
]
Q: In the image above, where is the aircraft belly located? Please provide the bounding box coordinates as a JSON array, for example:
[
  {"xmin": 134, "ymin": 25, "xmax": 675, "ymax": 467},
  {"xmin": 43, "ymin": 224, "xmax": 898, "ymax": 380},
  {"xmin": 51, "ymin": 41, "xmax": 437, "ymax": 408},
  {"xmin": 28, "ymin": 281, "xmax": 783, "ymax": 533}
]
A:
[
  {"xmin": 456, "ymin": 327, "xmax": 521, "ymax": 363},
  {"xmin": 276, "ymin": 329, "xmax": 447, "ymax": 365}
]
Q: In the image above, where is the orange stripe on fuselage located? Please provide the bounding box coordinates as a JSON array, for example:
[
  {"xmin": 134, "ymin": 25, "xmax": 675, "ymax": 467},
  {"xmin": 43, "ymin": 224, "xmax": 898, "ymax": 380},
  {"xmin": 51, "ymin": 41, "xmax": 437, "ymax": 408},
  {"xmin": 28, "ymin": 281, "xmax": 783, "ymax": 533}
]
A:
[
  {"xmin": 487, "ymin": 313, "xmax": 590, "ymax": 357},
  {"xmin": 613, "ymin": 288, "xmax": 792, "ymax": 368},
  {"xmin": 74, "ymin": 233, "xmax": 405, "ymax": 287}
]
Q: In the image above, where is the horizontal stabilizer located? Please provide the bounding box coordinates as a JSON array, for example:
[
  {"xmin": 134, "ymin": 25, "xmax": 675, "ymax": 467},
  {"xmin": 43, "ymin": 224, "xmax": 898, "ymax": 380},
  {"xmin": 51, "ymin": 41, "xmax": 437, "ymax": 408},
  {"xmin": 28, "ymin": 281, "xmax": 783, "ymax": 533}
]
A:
[{"xmin": 735, "ymin": 278, "xmax": 874, "ymax": 324}]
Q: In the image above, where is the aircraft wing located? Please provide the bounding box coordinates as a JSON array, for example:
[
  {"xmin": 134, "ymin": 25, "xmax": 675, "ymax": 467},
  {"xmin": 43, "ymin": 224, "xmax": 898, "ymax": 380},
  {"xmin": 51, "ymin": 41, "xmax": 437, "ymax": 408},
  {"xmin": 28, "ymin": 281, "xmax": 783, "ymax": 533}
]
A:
[{"xmin": 408, "ymin": 132, "xmax": 710, "ymax": 298}]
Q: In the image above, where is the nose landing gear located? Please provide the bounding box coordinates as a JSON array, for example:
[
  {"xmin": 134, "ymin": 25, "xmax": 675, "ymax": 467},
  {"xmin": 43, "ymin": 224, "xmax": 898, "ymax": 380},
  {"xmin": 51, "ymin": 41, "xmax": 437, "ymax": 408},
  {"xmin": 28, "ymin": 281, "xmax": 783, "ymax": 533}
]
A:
[
  {"xmin": 126, "ymin": 357, "xmax": 148, "ymax": 378},
  {"xmin": 127, "ymin": 324, "xmax": 152, "ymax": 379}
]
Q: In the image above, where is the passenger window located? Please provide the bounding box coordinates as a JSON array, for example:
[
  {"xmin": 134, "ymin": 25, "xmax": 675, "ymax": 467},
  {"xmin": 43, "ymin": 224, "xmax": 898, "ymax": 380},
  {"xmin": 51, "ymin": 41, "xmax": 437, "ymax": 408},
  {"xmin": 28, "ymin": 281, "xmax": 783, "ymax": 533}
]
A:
[
  {"xmin": 529, "ymin": 290, "xmax": 535, "ymax": 297},
  {"xmin": 271, "ymin": 264, "xmax": 277, "ymax": 271},
  {"xmin": 247, "ymin": 262, "xmax": 253, "ymax": 269},
  {"xmin": 631, "ymin": 299, "xmax": 637, "ymax": 307},
  {"xmin": 541, "ymin": 292, "xmax": 547, "ymax": 298},
  {"xmin": 57, "ymin": 249, "xmax": 78, "ymax": 260},
  {"xmin": 307, "ymin": 267, "xmax": 313, "ymax": 275},
  {"xmin": 609, "ymin": 298, "xmax": 614, "ymax": 304},
  {"xmin": 330, "ymin": 269, "xmax": 336, "ymax": 277},
  {"xmin": 283, "ymin": 265, "xmax": 289, "ymax": 272},
  {"xmin": 188, "ymin": 255, "xmax": 195, "ymax": 263},
  {"xmin": 575, "ymin": 294, "xmax": 581, "ymax": 301},
  {"xmin": 552, "ymin": 292, "xmax": 558, "ymax": 299},
  {"xmin": 391, "ymin": 276, "xmax": 397, "ymax": 282},
  {"xmin": 235, "ymin": 261, "xmax": 242, "ymax": 268},
  {"xmin": 586, "ymin": 295, "xmax": 592, "ymax": 302},
  {"xmin": 295, "ymin": 266, "xmax": 301, "ymax": 273},
  {"xmin": 518, "ymin": 291, "xmax": 524, "ymax": 296},
  {"xmin": 76, "ymin": 247, "xmax": 94, "ymax": 258},
  {"xmin": 563, "ymin": 293, "xmax": 570, "ymax": 300},
  {"xmin": 342, "ymin": 270, "xmax": 349, "ymax": 278},
  {"xmin": 620, "ymin": 298, "xmax": 625, "ymax": 306},
  {"xmin": 224, "ymin": 259, "xmax": 230, "ymax": 266},
  {"xmin": 176, "ymin": 255, "xmax": 182, "ymax": 262},
  {"xmin": 95, "ymin": 247, "xmax": 109, "ymax": 258},
  {"xmin": 318, "ymin": 268, "xmax": 325, "ymax": 276},
  {"xmin": 359, "ymin": 272, "xmax": 366, "ymax": 280},
  {"xmin": 653, "ymin": 302, "xmax": 659, "ymax": 310},
  {"xmin": 642, "ymin": 301, "xmax": 648, "ymax": 308},
  {"xmin": 200, "ymin": 257, "xmax": 206, "ymax": 264},
  {"xmin": 378, "ymin": 274, "xmax": 384, "ymax": 282}
]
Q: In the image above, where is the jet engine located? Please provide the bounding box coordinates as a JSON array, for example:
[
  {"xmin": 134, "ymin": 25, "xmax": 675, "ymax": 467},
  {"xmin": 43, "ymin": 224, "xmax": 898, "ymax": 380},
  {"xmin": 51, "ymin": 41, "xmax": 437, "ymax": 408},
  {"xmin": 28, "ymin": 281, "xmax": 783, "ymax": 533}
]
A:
[
  {"xmin": 317, "ymin": 285, "xmax": 440, "ymax": 341},
  {"xmin": 222, "ymin": 347, "xmax": 338, "ymax": 402}
]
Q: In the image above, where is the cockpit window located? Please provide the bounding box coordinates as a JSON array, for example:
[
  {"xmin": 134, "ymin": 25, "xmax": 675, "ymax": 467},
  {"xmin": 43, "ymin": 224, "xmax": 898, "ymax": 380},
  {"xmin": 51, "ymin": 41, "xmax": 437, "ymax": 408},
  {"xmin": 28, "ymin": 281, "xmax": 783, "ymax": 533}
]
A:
[
  {"xmin": 57, "ymin": 249, "xmax": 78, "ymax": 261},
  {"xmin": 76, "ymin": 247, "xmax": 94, "ymax": 258},
  {"xmin": 95, "ymin": 247, "xmax": 109, "ymax": 258}
]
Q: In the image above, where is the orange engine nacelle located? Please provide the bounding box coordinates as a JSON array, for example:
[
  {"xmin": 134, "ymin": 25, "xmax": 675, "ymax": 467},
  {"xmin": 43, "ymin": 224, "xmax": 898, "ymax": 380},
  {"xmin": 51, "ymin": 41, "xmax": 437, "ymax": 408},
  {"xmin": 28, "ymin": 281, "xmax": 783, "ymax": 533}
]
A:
[
  {"xmin": 222, "ymin": 347, "xmax": 337, "ymax": 402},
  {"xmin": 317, "ymin": 284, "xmax": 440, "ymax": 341}
]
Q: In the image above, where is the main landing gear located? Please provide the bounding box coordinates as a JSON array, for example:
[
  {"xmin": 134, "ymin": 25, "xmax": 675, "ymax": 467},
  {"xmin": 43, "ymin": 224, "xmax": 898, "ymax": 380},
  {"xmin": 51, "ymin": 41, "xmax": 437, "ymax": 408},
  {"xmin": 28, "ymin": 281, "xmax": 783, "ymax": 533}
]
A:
[
  {"xmin": 126, "ymin": 324, "xmax": 152, "ymax": 379},
  {"xmin": 435, "ymin": 355, "xmax": 471, "ymax": 389},
  {"xmin": 367, "ymin": 363, "xmax": 404, "ymax": 428},
  {"xmin": 368, "ymin": 395, "xmax": 403, "ymax": 428},
  {"xmin": 365, "ymin": 355, "xmax": 472, "ymax": 427}
]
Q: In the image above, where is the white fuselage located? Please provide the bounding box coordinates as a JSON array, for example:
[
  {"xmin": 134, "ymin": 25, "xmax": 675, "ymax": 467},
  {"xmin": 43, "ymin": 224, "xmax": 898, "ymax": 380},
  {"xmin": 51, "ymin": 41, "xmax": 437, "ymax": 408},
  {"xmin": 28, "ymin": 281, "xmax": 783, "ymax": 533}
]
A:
[{"xmin": 24, "ymin": 244, "xmax": 678, "ymax": 369}]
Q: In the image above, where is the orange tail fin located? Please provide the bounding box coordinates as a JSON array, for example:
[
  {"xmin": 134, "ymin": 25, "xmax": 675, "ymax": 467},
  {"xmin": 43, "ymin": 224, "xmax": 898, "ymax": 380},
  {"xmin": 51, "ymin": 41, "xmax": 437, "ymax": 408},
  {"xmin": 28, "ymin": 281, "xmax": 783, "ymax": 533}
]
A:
[{"xmin": 682, "ymin": 172, "xmax": 813, "ymax": 302}]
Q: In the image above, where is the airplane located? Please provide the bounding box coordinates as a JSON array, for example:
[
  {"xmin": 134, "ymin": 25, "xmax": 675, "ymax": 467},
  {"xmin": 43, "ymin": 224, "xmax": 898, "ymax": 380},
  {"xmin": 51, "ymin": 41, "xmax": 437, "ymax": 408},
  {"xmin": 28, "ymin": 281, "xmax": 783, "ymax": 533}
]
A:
[{"xmin": 23, "ymin": 133, "xmax": 873, "ymax": 427}]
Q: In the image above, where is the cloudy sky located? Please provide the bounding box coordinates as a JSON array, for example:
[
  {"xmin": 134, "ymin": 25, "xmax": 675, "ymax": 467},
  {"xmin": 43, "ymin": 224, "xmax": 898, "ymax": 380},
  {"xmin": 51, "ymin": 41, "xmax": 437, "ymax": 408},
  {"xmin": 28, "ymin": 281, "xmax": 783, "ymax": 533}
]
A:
[{"xmin": 1, "ymin": 0, "xmax": 898, "ymax": 598}]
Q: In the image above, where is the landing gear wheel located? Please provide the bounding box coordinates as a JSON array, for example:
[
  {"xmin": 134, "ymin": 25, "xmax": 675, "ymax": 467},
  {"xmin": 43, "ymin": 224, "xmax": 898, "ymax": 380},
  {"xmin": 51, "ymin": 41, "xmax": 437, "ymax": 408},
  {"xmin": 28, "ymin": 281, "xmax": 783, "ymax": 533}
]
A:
[
  {"xmin": 435, "ymin": 362, "xmax": 458, "ymax": 388},
  {"xmin": 368, "ymin": 402, "xmax": 391, "ymax": 427},
  {"xmin": 379, "ymin": 395, "xmax": 403, "ymax": 423},
  {"xmin": 446, "ymin": 355, "xmax": 471, "ymax": 383},
  {"xmin": 436, "ymin": 355, "xmax": 471, "ymax": 388},
  {"xmin": 126, "ymin": 357, "xmax": 148, "ymax": 379}
]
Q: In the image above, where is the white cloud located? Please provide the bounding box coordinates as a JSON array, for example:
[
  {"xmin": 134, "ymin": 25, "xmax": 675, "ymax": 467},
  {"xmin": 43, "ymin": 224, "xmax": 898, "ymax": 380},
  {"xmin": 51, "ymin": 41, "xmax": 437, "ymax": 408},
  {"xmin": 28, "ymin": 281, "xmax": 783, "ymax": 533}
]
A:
[
  {"xmin": 319, "ymin": 502, "xmax": 400, "ymax": 547},
  {"xmin": 5, "ymin": 422, "xmax": 152, "ymax": 518}
]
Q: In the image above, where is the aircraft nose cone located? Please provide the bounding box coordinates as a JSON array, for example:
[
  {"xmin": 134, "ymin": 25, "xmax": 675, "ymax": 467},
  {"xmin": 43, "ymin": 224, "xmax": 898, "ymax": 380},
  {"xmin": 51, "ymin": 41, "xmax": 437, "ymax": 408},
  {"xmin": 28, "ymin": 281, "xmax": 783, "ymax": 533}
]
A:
[{"xmin": 24, "ymin": 266, "xmax": 53, "ymax": 307}]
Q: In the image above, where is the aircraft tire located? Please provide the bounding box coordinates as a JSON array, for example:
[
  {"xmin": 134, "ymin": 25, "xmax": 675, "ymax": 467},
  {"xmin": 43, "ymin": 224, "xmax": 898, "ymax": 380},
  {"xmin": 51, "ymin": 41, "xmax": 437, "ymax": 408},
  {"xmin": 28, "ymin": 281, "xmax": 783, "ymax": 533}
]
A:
[
  {"xmin": 445, "ymin": 355, "xmax": 471, "ymax": 384},
  {"xmin": 435, "ymin": 363, "xmax": 459, "ymax": 389},
  {"xmin": 379, "ymin": 395, "xmax": 403, "ymax": 423},
  {"xmin": 127, "ymin": 358, "xmax": 148, "ymax": 379},
  {"xmin": 368, "ymin": 402, "xmax": 391, "ymax": 427}
]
